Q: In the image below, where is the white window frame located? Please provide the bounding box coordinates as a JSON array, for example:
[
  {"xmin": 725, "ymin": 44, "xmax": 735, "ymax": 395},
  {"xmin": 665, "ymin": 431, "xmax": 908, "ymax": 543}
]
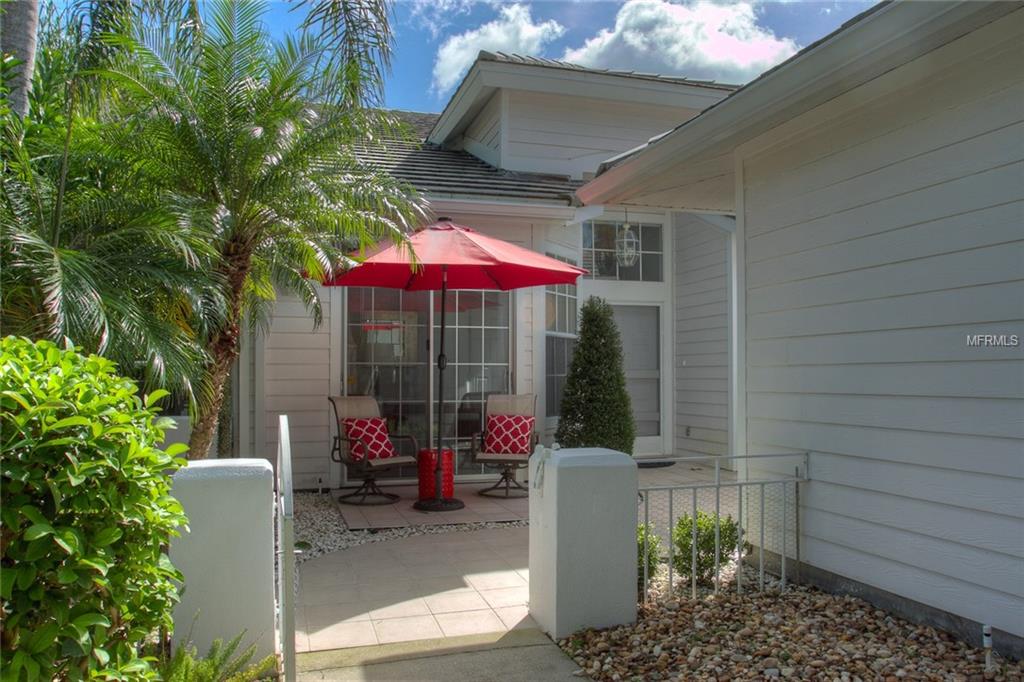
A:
[{"xmin": 541, "ymin": 247, "xmax": 581, "ymax": 433}]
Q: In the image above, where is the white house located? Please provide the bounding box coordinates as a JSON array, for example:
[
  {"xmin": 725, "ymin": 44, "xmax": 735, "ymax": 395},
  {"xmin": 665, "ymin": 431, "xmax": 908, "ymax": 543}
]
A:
[
  {"xmin": 228, "ymin": 0, "xmax": 1022, "ymax": 655},
  {"xmin": 578, "ymin": 0, "xmax": 1024, "ymax": 655},
  {"xmin": 234, "ymin": 52, "xmax": 737, "ymax": 489}
]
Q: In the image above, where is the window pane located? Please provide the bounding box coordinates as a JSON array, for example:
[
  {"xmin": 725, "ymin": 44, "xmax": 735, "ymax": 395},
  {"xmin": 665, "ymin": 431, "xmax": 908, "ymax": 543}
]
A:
[
  {"xmin": 375, "ymin": 288, "xmax": 400, "ymax": 312},
  {"xmin": 546, "ymin": 376, "xmax": 559, "ymax": 418},
  {"xmin": 641, "ymin": 224, "xmax": 662, "ymax": 252},
  {"xmin": 347, "ymin": 365, "xmax": 376, "ymax": 395},
  {"xmin": 582, "ymin": 222, "xmax": 593, "ymax": 249},
  {"xmin": 483, "ymin": 365, "xmax": 510, "ymax": 394},
  {"xmin": 546, "ymin": 292, "xmax": 557, "ymax": 331},
  {"xmin": 553, "ymin": 337, "xmax": 567, "ymax": 374},
  {"xmin": 484, "ymin": 328, "xmax": 509, "ymax": 363},
  {"xmin": 483, "ymin": 292, "xmax": 509, "ymax": 327},
  {"xmin": 401, "ymin": 290, "xmax": 429, "ymax": 315},
  {"xmin": 455, "ymin": 398, "xmax": 484, "ymax": 439},
  {"xmin": 593, "ymin": 250, "xmax": 617, "ymax": 279},
  {"xmin": 618, "ymin": 257, "xmax": 641, "ymax": 281},
  {"xmin": 458, "ymin": 291, "xmax": 483, "ymax": 326},
  {"xmin": 456, "ymin": 328, "xmax": 483, "ymax": 364},
  {"xmin": 641, "ymin": 253, "xmax": 663, "ymax": 282},
  {"xmin": 594, "ymin": 222, "xmax": 616, "ymax": 249},
  {"xmin": 556, "ymin": 294, "xmax": 566, "ymax": 331},
  {"xmin": 348, "ymin": 288, "xmax": 372, "ymax": 323},
  {"xmin": 456, "ymin": 365, "xmax": 485, "ymax": 401}
]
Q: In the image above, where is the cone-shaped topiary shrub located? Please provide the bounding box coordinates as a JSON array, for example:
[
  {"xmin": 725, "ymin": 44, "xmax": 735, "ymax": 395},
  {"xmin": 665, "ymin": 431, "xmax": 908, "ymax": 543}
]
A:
[
  {"xmin": 554, "ymin": 296, "xmax": 635, "ymax": 454},
  {"xmin": 0, "ymin": 336, "xmax": 188, "ymax": 680}
]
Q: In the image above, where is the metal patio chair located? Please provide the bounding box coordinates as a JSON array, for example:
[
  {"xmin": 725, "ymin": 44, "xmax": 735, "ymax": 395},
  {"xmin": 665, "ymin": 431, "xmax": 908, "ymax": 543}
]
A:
[
  {"xmin": 471, "ymin": 394, "xmax": 538, "ymax": 498},
  {"xmin": 328, "ymin": 396, "xmax": 417, "ymax": 505}
]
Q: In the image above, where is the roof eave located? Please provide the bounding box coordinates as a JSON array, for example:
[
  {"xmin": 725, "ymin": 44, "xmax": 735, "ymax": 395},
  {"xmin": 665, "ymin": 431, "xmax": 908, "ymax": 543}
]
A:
[{"xmin": 577, "ymin": 0, "xmax": 1017, "ymax": 207}]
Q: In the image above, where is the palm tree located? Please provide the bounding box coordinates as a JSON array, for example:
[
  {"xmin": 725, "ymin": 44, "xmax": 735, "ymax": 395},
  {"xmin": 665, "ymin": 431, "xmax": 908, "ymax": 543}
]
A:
[
  {"xmin": 1, "ymin": 4, "xmax": 222, "ymax": 400},
  {"xmin": 0, "ymin": 0, "xmax": 39, "ymax": 120},
  {"xmin": 100, "ymin": 0, "xmax": 427, "ymax": 458}
]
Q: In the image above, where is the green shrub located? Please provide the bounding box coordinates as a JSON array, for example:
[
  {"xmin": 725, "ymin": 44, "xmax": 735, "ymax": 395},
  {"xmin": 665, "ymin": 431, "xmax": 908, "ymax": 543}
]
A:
[
  {"xmin": 157, "ymin": 633, "xmax": 276, "ymax": 682},
  {"xmin": 0, "ymin": 337, "xmax": 188, "ymax": 680},
  {"xmin": 636, "ymin": 523, "xmax": 661, "ymax": 591},
  {"xmin": 554, "ymin": 297, "xmax": 635, "ymax": 455},
  {"xmin": 671, "ymin": 511, "xmax": 741, "ymax": 586}
]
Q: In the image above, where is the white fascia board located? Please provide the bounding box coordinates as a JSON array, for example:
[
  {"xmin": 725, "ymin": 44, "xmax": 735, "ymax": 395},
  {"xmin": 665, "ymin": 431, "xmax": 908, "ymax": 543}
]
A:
[
  {"xmin": 572, "ymin": 204, "xmax": 605, "ymax": 224},
  {"xmin": 428, "ymin": 65, "xmax": 493, "ymax": 146},
  {"xmin": 428, "ymin": 197, "xmax": 577, "ymax": 220},
  {"xmin": 577, "ymin": 1, "xmax": 1015, "ymax": 206}
]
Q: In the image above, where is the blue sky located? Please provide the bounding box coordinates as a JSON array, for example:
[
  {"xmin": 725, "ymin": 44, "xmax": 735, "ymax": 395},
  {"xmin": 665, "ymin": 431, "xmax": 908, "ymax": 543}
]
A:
[{"xmin": 265, "ymin": 0, "xmax": 876, "ymax": 113}]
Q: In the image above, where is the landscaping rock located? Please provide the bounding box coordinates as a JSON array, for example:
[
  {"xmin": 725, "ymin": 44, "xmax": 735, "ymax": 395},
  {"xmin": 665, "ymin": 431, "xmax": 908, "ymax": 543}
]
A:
[{"xmin": 558, "ymin": 570, "xmax": 1023, "ymax": 682}]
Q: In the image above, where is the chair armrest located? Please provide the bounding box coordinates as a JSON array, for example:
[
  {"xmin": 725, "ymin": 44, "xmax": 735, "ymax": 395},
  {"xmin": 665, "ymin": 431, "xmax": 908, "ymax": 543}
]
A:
[
  {"xmin": 470, "ymin": 432, "xmax": 485, "ymax": 458},
  {"xmin": 332, "ymin": 434, "xmax": 371, "ymax": 471}
]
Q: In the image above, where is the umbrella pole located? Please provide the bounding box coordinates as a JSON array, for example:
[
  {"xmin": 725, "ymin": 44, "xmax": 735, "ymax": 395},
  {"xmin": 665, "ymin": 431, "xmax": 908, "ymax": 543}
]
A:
[{"xmin": 415, "ymin": 266, "xmax": 465, "ymax": 512}]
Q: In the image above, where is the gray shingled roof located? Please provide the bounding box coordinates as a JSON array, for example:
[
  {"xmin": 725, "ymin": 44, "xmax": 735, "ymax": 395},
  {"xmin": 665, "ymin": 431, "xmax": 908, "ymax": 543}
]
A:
[
  {"xmin": 390, "ymin": 110, "xmax": 441, "ymax": 140},
  {"xmin": 357, "ymin": 138, "xmax": 582, "ymax": 205},
  {"xmin": 478, "ymin": 51, "xmax": 740, "ymax": 91}
]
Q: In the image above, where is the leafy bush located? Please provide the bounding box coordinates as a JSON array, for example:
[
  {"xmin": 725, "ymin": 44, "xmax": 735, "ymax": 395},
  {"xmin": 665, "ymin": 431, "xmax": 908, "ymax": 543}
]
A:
[
  {"xmin": 0, "ymin": 337, "xmax": 188, "ymax": 680},
  {"xmin": 157, "ymin": 633, "xmax": 276, "ymax": 682},
  {"xmin": 637, "ymin": 524, "xmax": 661, "ymax": 591},
  {"xmin": 671, "ymin": 511, "xmax": 741, "ymax": 586},
  {"xmin": 555, "ymin": 297, "xmax": 635, "ymax": 454}
]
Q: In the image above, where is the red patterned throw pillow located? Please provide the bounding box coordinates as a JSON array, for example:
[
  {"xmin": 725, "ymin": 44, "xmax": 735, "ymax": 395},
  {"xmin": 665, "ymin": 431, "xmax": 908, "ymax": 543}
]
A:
[
  {"xmin": 342, "ymin": 417, "xmax": 396, "ymax": 461},
  {"xmin": 484, "ymin": 414, "xmax": 535, "ymax": 455}
]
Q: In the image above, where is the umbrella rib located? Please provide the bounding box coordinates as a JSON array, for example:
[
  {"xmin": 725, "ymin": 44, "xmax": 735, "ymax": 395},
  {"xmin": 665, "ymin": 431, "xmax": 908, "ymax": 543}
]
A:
[
  {"xmin": 403, "ymin": 267, "xmax": 417, "ymax": 291},
  {"xmin": 483, "ymin": 267, "xmax": 504, "ymax": 290}
]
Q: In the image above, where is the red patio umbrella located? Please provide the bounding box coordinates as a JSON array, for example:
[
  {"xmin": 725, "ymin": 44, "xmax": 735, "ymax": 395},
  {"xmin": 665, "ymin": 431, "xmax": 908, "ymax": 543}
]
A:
[{"xmin": 324, "ymin": 219, "xmax": 586, "ymax": 511}]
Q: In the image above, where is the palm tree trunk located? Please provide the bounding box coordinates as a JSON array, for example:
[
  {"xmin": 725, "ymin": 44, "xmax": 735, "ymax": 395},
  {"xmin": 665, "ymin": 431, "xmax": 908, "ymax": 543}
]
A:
[
  {"xmin": 188, "ymin": 243, "xmax": 250, "ymax": 459},
  {"xmin": 1, "ymin": 0, "xmax": 40, "ymax": 119},
  {"xmin": 217, "ymin": 377, "xmax": 233, "ymax": 457},
  {"xmin": 187, "ymin": 339, "xmax": 235, "ymax": 459}
]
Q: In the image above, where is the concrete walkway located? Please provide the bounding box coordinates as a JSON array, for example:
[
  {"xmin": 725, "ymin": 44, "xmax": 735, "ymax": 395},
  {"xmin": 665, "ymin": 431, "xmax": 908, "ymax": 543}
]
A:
[
  {"xmin": 297, "ymin": 527, "xmax": 530, "ymax": 652},
  {"xmin": 297, "ymin": 629, "xmax": 580, "ymax": 681}
]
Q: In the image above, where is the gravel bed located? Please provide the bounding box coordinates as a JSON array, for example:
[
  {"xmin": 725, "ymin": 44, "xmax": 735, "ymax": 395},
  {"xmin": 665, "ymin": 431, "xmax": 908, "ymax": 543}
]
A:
[
  {"xmin": 560, "ymin": 570, "xmax": 1022, "ymax": 682},
  {"xmin": 292, "ymin": 491, "xmax": 527, "ymax": 564}
]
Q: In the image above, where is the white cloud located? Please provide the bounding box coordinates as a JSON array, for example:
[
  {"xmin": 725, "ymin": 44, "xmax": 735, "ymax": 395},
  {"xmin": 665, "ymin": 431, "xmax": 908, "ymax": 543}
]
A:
[
  {"xmin": 431, "ymin": 4, "xmax": 565, "ymax": 95},
  {"xmin": 409, "ymin": 0, "xmax": 498, "ymax": 40},
  {"xmin": 562, "ymin": 0, "xmax": 798, "ymax": 85}
]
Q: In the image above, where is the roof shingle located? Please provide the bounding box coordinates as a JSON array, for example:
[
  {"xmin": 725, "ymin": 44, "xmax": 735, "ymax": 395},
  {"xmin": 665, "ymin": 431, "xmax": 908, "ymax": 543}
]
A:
[{"xmin": 357, "ymin": 139, "xmax": 582, "ymax": 205}]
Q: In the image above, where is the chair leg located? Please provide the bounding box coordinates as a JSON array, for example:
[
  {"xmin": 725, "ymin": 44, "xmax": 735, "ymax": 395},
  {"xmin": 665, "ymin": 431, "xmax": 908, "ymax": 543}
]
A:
[
  {"xmin": 478, "ymin": 465, "xmax": 528, "ymax": 498},
  {"xmin": 337, "ymin": 475, "xmax": 400, "ymax": 506}
]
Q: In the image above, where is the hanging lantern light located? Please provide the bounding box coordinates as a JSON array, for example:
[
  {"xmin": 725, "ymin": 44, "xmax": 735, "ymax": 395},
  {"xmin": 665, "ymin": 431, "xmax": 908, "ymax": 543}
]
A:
[{"xmin": 615, "ymin": 208, "xmax": 639, "ymax": 267}]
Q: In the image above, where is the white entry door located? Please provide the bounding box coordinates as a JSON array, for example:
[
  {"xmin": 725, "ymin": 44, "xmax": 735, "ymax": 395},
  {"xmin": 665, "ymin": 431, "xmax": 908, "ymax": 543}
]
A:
[{"xmin": 611, "ymin": 304, "xmax": 663, "ymax": 455}]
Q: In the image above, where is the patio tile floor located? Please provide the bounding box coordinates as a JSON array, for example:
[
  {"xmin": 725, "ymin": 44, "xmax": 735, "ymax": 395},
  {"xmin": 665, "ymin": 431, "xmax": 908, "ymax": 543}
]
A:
[
  {"xmin": 295, "ymin": 461, "xmax": 733, "ymax": 653},
  {"xmin": 296, "ymin": 527, "xmax": 532, "ymax": 652},
  {"xmin": 336, "ymin": 485, "xmax": 528, "ymax": 530}
]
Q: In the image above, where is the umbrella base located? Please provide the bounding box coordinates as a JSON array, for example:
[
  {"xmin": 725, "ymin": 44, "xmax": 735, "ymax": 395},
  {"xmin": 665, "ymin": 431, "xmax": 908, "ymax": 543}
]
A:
[{"xmin": 413, "ymin": 497, "xmax": 466, "ymax": 512}]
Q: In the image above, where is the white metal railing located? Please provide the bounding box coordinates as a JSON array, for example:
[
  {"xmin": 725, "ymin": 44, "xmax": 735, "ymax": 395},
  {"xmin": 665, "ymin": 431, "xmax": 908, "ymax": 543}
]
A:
[
  {"xmin": 638, "ymin": 453, "xmax": 808, "ymax": 602},
  {"xmin": 275, "ymin": 416, "xmax": 297, "ymax": 681}
]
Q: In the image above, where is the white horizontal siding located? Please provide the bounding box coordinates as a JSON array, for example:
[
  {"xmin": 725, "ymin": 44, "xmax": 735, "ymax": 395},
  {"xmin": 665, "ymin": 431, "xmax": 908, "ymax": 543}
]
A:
[
  {"xmin": 504, "ymin": 90, "xmax": 700, "ymax": 179},
  {"xmin": 462, "ymin": 92, "xmax": 501, "ymax": 167},
  {"xmin": 740, "ymin": 11, "xmax": 1024, "ymax": 637},
  {"xmin": 674, "ymin": 214, "xmax": 729, "ymax": 457},
  {"xmin": 262, "ymin": 288, "xmax": 335, "ymax": 489}
]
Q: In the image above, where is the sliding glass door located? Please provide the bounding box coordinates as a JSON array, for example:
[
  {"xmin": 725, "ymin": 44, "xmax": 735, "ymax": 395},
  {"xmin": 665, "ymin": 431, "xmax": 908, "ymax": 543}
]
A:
[
  {"xmin": 346, "ymin": 288, "xmax": 430, "ymax": 478},
  {"xmin": 345, "ymin": 288, "xmax": 512, "ymax": 480}
]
